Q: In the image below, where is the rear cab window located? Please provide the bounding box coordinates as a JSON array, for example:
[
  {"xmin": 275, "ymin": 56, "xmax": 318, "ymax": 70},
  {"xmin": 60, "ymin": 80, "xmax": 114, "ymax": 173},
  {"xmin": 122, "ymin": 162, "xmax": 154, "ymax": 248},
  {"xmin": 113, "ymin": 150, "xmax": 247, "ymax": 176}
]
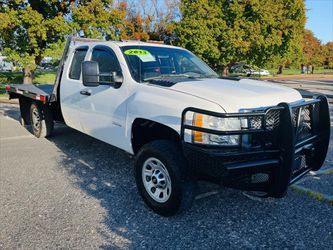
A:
[{"xmin": 69, "ymin": 47, "xmax": 88, "ymax": 80}]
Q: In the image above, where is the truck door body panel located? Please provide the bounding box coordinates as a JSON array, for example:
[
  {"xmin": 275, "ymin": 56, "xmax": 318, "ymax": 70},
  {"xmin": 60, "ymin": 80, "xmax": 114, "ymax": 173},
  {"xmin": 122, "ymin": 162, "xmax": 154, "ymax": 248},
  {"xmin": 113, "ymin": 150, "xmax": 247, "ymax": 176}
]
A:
[
  {"xmin": 78, "ymin": 45, "xmax": 129, "ymax": 150},
  {"xmin": 60, "ymin": 46, "xmax": 88, "ymax": 130}
]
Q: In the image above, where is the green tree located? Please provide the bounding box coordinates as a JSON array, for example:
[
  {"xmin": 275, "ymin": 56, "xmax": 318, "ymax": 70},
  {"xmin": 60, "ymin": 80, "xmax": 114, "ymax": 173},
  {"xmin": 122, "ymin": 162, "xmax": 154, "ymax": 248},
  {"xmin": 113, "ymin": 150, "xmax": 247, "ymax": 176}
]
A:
[
  {"xmin": 0, "ymin": 1, "xmax": 73, "ymax": 83},
  {"xmin": 0, "ymin": 0, "xmax": 128, "ymax": 84},
  {"xmin": 176, "ymin": 0, "xmax": 306, "ymax": 75},
  {"xmin": 302, "ymin": 29, "xmax": 323, "ymax": 68},
  {"xmin": 71, "ymin": 0, "xmax": 126, "ymax": 40},
  {"xmin": 176, "ymin": 0, "xmax": 223, "ymax": 70},
  {"xmin": 120, "ymin": 8, "xmax": 151, "ymax": 41},
  {"xmin": 323, "ymin": 42, "xmax": 333, "ymax": 68}
]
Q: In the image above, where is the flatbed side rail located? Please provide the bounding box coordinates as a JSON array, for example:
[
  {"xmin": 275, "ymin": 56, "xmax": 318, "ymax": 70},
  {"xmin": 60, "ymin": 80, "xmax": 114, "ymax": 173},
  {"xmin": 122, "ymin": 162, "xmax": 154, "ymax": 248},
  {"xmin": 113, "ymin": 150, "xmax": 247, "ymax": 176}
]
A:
[{"xmin": 6, "ymin": 84, "xmax": 49, "ymax": 104}]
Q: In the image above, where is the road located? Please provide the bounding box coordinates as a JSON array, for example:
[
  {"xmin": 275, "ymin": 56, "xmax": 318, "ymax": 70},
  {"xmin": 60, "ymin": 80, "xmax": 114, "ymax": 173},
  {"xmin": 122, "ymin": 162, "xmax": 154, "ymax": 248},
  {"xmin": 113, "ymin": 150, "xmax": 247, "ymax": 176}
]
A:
[
  {"xmin": 0, "ymin": 89, "xmax": 333, "ymax": 249},
  {"xmin": 269, "ymin": 78, "xmax": 333, "ymax": 103}
]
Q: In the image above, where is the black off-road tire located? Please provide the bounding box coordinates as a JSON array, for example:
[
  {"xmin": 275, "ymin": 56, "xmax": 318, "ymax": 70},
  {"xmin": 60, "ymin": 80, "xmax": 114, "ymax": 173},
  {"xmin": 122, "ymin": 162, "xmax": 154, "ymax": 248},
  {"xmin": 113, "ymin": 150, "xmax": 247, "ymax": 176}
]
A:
[
  {"xmin": 135, "ymin": 140, "xmax": 196, "ymax": 216},
  {"xmin": 29, "ymin": 102, "xmax": 54, "ymax": 138}
]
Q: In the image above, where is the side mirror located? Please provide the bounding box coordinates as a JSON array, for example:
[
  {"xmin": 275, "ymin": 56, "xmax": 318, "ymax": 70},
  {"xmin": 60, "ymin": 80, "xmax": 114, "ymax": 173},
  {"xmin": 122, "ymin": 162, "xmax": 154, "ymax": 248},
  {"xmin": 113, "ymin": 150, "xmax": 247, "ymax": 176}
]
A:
[{"xmin": 82, "ymin": 61, "xmax": 99, "ymax": 87}]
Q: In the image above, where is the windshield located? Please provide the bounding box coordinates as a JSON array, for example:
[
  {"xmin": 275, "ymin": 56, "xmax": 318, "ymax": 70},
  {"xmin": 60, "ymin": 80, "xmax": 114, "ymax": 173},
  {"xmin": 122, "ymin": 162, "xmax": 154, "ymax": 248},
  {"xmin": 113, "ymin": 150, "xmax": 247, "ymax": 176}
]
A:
[{"xmin": 121, "ymin": 46, "xmax": 218, "ymax": 82}]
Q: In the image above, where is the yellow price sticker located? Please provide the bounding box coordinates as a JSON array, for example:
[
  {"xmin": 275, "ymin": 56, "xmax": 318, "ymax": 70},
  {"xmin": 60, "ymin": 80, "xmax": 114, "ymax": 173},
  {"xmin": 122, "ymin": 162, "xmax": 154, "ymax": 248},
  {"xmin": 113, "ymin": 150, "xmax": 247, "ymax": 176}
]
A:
[{"xmin": 124, "ymin": 49, "xmax": 151, "ymax": 56}]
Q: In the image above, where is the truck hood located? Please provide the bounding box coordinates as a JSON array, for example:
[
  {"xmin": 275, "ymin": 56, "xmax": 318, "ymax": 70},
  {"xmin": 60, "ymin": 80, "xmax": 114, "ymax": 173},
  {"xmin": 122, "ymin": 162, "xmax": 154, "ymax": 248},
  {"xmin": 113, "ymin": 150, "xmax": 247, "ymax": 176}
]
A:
[{"xmin": 170, "ymin": 78, "xmax": 303, "ymax": 112}]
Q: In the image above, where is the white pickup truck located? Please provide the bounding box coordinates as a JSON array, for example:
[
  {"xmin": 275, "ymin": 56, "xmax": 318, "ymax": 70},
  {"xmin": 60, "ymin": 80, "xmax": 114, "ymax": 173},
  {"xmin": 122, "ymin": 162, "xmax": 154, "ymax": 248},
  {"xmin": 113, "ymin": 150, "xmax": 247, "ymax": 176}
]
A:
[{"xmin": 6, "ymin": 36, "xmax": 330, "ymax": 216}]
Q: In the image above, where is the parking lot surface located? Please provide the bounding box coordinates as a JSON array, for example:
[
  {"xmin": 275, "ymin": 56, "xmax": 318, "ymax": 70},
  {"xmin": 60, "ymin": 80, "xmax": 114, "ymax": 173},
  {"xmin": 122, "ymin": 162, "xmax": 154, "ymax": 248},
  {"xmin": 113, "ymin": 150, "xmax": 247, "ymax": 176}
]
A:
[{"xmin": 0, "ymin": 100, "xmax": 332, "ymax": 249}]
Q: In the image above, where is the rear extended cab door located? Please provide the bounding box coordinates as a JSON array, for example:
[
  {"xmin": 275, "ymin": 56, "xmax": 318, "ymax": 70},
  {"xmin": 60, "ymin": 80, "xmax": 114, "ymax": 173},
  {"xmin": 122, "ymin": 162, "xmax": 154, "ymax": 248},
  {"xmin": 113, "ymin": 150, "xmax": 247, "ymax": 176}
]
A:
[{"xmin": 60, "ymin": 46, "xmax": 88, "ymax": 131}]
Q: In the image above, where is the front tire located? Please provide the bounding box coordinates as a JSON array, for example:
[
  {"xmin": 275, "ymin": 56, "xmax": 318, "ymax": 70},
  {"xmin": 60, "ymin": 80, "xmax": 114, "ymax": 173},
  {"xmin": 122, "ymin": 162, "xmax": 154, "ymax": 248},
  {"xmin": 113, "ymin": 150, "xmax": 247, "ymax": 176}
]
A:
[
  {"xmin": 135, "ymin": 140, "xmax": 195, "ymax": 216},
  {"xmin": 29, "ymin": 102, "xmax": 54, "ymax": 138}
]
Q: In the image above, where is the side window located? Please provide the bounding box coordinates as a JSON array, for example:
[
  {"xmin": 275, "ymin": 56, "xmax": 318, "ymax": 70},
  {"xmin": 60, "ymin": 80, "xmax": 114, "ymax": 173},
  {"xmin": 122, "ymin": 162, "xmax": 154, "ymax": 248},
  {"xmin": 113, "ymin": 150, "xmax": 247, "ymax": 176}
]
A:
[
  {"xmin": 91, "ymin": 48, "xmax": 121, "ymax": 82},
  {"xmin": 69, "ymin": 48, "xmax": 88, "ymax": 80}
]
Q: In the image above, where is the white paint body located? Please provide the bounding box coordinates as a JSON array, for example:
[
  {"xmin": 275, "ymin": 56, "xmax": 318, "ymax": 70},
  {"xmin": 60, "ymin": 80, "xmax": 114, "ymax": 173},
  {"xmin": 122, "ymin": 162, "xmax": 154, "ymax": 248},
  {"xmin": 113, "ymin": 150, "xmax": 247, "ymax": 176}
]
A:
[{"xmin": 60, "ymin": 41, "xmax": 303, "ymax": 155}]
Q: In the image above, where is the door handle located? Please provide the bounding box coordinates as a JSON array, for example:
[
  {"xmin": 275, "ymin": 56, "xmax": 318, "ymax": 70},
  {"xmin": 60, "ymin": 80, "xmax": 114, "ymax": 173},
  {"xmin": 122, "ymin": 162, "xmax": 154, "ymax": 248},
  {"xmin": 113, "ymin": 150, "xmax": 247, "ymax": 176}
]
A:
[{"xmin": 80, "ymin": 90, "xmax": 91, "ymax": 96}]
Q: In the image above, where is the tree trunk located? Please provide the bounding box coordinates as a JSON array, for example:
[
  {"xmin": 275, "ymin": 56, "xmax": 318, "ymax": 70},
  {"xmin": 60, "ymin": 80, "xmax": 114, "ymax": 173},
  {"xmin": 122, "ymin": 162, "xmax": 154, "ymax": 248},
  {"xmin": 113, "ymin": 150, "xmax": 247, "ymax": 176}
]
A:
[
  {"xmin": 23, "ymin": 67, "xmax": 34, "ymax": 84},
  {"xmin": 277, "ymin": 65, "xmax": 283, "ymax": 74},
  {"xmin": 222, "ymin": 65, "xmax": 229, "ymax": 76}
]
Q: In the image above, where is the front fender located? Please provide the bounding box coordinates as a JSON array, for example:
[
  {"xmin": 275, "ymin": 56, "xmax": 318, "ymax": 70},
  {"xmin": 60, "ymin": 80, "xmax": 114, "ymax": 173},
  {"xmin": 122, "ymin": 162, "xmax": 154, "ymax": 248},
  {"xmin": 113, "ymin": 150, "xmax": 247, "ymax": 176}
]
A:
[{"xmin": 125, "ymin": 84, "xmax": 223, "ymax": 153}]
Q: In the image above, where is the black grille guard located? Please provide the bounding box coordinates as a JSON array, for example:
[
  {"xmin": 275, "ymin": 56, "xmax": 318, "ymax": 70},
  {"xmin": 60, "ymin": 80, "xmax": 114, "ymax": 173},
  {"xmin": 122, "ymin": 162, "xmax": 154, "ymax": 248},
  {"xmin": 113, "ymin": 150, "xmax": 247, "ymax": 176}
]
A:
[{"xmin": 181, "ymin": 95, "xmax": 330, "ymax": 197}]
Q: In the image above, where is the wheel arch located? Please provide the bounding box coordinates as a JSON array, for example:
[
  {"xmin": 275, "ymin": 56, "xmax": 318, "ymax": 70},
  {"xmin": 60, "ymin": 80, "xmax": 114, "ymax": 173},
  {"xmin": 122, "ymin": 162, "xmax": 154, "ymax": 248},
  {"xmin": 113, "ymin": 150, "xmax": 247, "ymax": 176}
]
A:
[{"xmin": 131, "ymin": 118, "xmax": 181, "ymax": 155}]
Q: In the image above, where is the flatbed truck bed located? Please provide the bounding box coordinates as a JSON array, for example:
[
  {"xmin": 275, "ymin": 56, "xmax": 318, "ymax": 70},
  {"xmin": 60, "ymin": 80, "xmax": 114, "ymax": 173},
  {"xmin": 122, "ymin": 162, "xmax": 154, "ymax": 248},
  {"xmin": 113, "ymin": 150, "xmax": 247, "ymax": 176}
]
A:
[
  {"xmin": 5, "ymin": 36, "xmax": 76, "ymax": 127},
  {"xmin": 6, "ymin": 84, "xmax": 54, "ymax": 103}
]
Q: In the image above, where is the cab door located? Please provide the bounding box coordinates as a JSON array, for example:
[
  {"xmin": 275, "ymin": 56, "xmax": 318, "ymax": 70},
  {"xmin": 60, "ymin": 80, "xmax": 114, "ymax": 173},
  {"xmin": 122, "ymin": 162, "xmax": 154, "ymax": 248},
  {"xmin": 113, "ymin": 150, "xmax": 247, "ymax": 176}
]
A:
[
  {"xmin": 60, "ymin": 46, "xmax": 88, "ymax": 130},
  {"xmin": 78, "ymin": 45, "xmax": 129, "ymax": 150}
]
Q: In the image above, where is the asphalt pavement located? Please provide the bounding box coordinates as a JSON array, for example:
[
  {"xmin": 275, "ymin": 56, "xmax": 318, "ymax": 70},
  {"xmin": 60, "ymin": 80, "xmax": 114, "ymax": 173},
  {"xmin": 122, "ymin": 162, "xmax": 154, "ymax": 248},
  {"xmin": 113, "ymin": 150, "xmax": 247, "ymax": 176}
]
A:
[{"xmin": 0, "ymin": 95, "xmax": 333, "ymax": 249}]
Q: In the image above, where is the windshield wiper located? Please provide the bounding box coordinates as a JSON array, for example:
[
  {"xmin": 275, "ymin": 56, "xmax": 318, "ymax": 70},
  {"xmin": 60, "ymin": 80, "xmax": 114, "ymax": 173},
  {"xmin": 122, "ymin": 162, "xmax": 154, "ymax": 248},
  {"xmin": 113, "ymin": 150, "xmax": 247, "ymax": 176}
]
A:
[
  {"xmin": 143, "ymin": 74, "xmax": 192, "ymax": 82},
  {"xmin": 142, "ymin": 73, "xmax": 218, "ymax": 82},
  {"xmin": 195, "ymin": 74, "xmax": 218, "ymax": 78}
]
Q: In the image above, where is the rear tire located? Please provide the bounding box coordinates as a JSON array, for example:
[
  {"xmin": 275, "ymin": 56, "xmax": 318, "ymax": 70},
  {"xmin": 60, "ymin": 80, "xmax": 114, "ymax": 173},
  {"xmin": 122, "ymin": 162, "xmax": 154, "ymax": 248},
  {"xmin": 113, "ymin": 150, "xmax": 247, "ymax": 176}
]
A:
[
  {"xmin": 20, "ymin": 117, "xmax": 27, "ymax": 127},
  {"xmin": 29, "ymin": 102, "xmax": 54, "ymax": 138},
  {"xmin": 135, "ymin": 140, "xmax": 196, "ymax": 216}
]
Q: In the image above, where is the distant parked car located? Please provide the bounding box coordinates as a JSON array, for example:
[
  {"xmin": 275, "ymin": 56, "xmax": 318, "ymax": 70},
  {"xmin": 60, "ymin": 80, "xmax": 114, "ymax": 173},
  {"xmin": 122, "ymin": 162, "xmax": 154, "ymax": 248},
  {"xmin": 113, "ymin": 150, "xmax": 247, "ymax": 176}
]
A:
[
  {"xmin": 0, "ymin": 58, "xmax": 13, "ymax": 72},
  {"xmin": 39, "ymin": 63, "xmax": 54, "ymax": 70},
  {"xmin": 230, "ymin": 64, "xmax": 270, "ymax": 76}
]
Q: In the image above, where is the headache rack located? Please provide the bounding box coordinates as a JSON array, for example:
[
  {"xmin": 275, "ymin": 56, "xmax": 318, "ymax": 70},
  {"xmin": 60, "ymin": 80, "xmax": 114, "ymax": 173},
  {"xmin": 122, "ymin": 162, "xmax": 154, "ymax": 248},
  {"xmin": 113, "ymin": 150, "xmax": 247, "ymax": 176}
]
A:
[{"xmin": 181, "ymin": 95, "xmax": 330, "ymax": 197}]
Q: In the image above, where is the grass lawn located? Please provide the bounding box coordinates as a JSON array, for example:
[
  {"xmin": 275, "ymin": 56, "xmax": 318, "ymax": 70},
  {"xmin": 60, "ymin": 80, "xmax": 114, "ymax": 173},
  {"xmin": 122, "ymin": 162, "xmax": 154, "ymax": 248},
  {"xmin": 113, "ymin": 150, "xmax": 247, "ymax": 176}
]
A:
[
  {"xmin": 34, "ymin": 70, "xmax": 57, "ymax": 84},
  {"xmin": 267, "ymin": 67, "xmax": 333, "ymax": 76},
  {"xmin": 0, "ymin": 70, "xmax": 56, "ymax": 96}
]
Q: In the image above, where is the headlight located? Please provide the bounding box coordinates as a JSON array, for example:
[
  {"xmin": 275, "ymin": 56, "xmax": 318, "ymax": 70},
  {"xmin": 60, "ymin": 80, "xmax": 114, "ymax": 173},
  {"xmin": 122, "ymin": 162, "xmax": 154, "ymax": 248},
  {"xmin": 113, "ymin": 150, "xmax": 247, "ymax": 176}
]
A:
[{"xmin": 186, "ymin": 112, "xmax": 241, "ymax": 146}]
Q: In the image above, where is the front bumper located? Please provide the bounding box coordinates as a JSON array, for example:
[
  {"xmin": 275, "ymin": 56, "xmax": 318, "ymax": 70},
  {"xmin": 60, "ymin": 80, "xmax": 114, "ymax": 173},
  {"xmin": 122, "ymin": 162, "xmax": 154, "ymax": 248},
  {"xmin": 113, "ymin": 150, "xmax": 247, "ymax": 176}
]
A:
[{"xmin": 181, "ymin": 95, "xmax": 330, "ymax": 198}]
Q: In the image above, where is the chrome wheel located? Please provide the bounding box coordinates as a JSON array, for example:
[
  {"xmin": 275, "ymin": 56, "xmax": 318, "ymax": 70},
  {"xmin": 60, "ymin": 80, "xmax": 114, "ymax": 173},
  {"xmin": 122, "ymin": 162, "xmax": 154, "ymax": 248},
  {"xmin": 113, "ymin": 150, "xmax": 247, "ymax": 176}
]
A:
[
  {"xmin": 142, "ymin": 157, "xmax": 172, "ymax": 203},
  {"xmin": 31, "ymin": 106, "xmax": 41, "ymax": 131}
]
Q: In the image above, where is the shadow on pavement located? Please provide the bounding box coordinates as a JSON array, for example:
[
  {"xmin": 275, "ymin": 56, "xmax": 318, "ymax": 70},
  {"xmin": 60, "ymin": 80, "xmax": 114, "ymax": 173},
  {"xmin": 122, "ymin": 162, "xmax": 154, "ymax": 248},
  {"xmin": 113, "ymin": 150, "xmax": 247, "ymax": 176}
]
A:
[{"xmin": 0, "ymin": 104, "xmax": 21, "ymax": 121}]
